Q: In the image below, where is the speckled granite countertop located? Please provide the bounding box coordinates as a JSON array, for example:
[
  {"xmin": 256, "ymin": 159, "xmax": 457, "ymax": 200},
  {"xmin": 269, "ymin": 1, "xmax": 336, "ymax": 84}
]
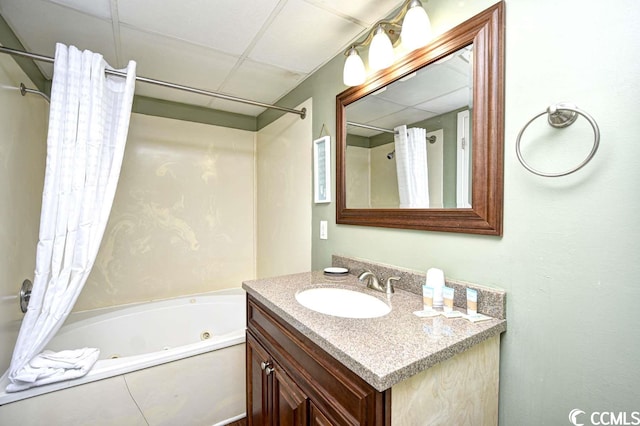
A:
[{"xmin": 243, "ymin": 271, "xmax": 506, "ymax": 392}]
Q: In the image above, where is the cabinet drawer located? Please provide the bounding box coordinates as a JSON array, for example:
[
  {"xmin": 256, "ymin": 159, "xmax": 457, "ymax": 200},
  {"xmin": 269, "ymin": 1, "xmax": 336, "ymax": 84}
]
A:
[{"xmin": 247, "ymin": 295, "xmax": 390, "ymax": 426}]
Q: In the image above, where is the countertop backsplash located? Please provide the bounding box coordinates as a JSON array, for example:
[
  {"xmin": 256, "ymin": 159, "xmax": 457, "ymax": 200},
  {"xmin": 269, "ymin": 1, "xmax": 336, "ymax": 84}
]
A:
[{"xmin": 332, "ymin": 255, "xmax": 506, "ymax": 320}]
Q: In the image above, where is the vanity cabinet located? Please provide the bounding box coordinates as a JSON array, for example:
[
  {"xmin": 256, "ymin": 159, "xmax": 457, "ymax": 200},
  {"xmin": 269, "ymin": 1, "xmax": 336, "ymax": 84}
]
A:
[
  {"xmin": 246, "ymin": 295, "xmax": 390, "ymax": 426},
  {"xmin": 244, "ymin": 270, "xmax": 505, "ymax": 425}
]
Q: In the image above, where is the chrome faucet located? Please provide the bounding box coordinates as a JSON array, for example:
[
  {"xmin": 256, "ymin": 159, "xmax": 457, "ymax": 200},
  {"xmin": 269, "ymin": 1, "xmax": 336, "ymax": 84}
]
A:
[
  {"xmin": 358, "ymin": 270, "xmax": 399, "ymax": 295},
  {"xmin": 358, "ymin": 270, "xmax": 382, "ymax": 291}
]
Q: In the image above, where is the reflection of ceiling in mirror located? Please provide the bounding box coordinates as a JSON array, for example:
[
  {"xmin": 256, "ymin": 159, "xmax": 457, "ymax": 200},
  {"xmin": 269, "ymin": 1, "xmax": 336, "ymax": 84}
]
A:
[{"xmin": 346, "ymin": 45, "xmax": 473, "ymax": 138}]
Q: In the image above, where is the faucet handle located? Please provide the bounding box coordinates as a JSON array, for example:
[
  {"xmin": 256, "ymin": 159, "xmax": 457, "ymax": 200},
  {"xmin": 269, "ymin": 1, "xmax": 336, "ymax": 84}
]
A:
[{"xmin": 385, "ymin": 277, "xmax": 400, "ymax": 294}]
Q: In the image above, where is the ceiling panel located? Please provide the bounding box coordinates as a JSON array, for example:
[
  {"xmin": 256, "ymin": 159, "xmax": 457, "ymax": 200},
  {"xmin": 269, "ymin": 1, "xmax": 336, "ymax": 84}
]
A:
[
  {"xmin": 443, "ymin": 57, "xmax": 471, "ymax": 77},
  {"xmin": 374, "ymin": 107, "xmax": 437, "ymax": 130},
  {"xmin": 377, "ymin": 64, "xmax": 468, "ymax": 107},
  {"xmin": 0, "ymin": 0, "xmax": 116, "ymax": 78},
  {"xmin": 46, "ymin": 0, "xmax": 111, "ymax": 19},
  {"xmin": 347, "ymin": 96, "xmax": 406, "ymax": 124},
  {"xmin": 0, "ymin": 0, "xmax": 423, "ymax": 118},
  {"xmin": 415, "ymin": 87, "xmax": 471, "ymax": 114},
  {"xmin": 118, "ymin": 0, "xmax": 281, "ymax": 57},
  {"xmin": 248, "ymin": 0, "xmax": 364, "ymax": 73},
  {"xmin": 218, "ymin": 59, "xmax": 305, "ymax": 106},
  {"xmin": 306, "ymin": 0, "xmax": 402, "ymax": 26},
  {"xmin": 120, "ymin": 26, "xmax": 239, "ymax": 106}
]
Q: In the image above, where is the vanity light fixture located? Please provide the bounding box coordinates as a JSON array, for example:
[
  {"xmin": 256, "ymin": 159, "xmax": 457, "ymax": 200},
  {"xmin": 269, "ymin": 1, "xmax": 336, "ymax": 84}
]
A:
[
  {"xmin": 401, "ymin": 0, "xmax": 432, "ymax": 50},
  {"xmin": 342, "ymin": 0, "xmax": 432, "ymax": 86},
  {"xmin": 369, "ymin": 25, "xmax": 395, "ymax": 71},
  {"xmin": 343, "ymin": 47, "xmax": 366, "ymax": 86}
]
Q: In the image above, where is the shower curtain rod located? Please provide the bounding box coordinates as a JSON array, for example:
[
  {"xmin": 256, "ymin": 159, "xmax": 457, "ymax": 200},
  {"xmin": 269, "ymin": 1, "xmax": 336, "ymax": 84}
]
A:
[
  {"xmin": 19, "ymin": 82, "xmax": 50, "ymax": 102},
  {"xmin": 347, "ymin": 121, "xmax": 396, "ymax": 134},
  {"xmin": 0, "ymin": 45, "xmax": 306, "ymax": 119},
  {"xmin": 347, "ymin": 121, "xmax": 437, "ymax": 144}
]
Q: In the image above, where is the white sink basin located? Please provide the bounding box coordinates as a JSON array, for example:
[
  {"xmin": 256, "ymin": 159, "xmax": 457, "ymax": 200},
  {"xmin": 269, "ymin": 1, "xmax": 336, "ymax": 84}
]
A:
[{"xmin": 295, "ymin": 287, "xmax": 391, "ymax": 319}]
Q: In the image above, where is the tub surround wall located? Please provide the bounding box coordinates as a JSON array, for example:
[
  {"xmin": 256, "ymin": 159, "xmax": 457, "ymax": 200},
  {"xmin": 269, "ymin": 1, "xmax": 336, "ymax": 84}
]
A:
[
  {"xmin": 0, "ymin": 53, "xmax": 48, "ymax": 374},
  {"xmin": 76, "ymin": 113, "xmax": 257, "ymax": 311},
  {"xmin": 256, "ymin": 99, "xmax": 312, "ymax": 279}
]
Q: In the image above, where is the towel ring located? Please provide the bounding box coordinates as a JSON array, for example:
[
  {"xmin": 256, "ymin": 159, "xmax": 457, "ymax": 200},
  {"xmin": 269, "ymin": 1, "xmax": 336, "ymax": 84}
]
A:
[{"xmin": 516, "ymin": 103, "xmax": 600, "ymax": 177}]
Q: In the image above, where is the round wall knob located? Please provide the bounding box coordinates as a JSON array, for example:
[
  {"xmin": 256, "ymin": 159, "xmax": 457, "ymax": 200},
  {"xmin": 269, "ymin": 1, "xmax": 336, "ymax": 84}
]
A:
[{"xmin": 20, "ymin": 279, "xmax": 33, "ymax": 314}]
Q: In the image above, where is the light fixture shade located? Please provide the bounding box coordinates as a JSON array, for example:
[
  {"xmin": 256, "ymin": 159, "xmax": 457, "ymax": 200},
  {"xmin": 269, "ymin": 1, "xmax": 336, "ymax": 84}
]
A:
[
  {"xmin": 343, "ymin": 48, "xmax": 366, "ymax": 86},
  {"xmin": 401, "ymin": 1, "xmax": 432, "ymax": 51},
  {"xmin": 369, "ymin": 26, "xmax": 394, "ymax": 71}
]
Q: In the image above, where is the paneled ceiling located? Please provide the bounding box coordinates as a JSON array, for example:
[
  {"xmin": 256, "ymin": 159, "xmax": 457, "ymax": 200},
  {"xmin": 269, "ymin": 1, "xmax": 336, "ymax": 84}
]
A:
[{"xmin": 0, "ymin": 0, "xmax": 402, "ymax": 116}]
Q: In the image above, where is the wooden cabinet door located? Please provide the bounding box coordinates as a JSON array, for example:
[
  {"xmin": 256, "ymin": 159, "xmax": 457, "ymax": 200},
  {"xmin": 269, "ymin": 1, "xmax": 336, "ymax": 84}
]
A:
[
  {"xmin": 248, "ymin": 331, "xmax": 310, "ymax": 426},
  {"xmin": 246, "ymin": 333, "xmax": 271, "ymax": 426},
  {"xmin": 247, "ymin": 297, "xmax": 391, "ymax": 426},
  {"xmin": 273, "ymin": 367, "xmax": 309, "ymax": 426},
  {"xmin": 310, "ymin": 402, "xmax": 334, "ymax": 426}
]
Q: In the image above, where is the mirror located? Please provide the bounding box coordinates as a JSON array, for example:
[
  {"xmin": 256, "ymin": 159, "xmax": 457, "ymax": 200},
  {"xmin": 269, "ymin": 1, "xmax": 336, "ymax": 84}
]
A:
[
  {"xmin": 336, "ymin": 2, "xmax": 504, "ymax": 235},
  {"xmin": 345, "ymin": 44, "xmax": 473, "ymax": 210}
]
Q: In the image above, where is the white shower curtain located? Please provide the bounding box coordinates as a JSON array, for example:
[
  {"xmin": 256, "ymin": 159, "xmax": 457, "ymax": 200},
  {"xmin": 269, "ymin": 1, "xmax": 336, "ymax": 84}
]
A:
[
  {"xmin": 394, "ymin": 125, "xmax": 429, "ymax": 208},
  {"xmin": 5, "ymin": 44, "xmax": 136, "ymax": 392}
]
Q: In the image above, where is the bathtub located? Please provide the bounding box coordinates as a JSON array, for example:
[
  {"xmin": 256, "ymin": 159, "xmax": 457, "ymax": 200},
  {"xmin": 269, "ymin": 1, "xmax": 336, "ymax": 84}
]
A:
[{"xmin": 0, "ymin": 288, "xmax": 247, "ymax": 426}]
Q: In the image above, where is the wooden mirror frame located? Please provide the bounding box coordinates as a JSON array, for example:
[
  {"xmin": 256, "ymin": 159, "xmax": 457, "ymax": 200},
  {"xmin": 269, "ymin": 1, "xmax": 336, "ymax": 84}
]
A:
[{"xmin": 336, "ymin": 2, "xmax": 504, "ymax": 235}]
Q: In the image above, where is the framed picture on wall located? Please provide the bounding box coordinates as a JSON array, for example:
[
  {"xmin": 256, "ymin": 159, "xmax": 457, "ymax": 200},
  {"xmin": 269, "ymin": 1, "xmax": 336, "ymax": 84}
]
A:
[{"xmin": 313, "ymin": 136, "xmax": 331, "ymax": 203}]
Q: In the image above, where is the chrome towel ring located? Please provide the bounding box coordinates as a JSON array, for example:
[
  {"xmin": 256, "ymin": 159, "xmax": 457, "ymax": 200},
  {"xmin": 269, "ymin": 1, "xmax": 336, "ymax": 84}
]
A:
[{"xmin": 516, "ymin": 102, "xmax": 600, "ymax": 177}]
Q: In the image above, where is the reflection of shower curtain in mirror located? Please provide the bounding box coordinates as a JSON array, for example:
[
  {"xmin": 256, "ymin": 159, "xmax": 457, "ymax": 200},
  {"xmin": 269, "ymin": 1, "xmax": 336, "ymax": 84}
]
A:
[{"xmin": 394, "ymin": 125, "xmax": 429, "ymax": 208}]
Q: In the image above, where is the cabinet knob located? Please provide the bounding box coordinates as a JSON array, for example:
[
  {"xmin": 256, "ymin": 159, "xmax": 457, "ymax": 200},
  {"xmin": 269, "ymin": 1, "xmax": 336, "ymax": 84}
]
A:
[{"xmin": 260, "ymin": 361, "xmax": 275, "ymax": 375}]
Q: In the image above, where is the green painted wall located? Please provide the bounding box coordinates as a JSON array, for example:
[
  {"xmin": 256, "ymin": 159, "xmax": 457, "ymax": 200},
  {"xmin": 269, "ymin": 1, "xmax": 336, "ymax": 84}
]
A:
[
  {"xmin": 262, "ymin": 0, "xmax": 640, "ymax": 424},
  {"xmin": 0, "ymin": 15, "xmax": 48, "ymax": 92},
  {"xmin": 132, "ymin": 96, "xmax": 257, "ymax": 131}
]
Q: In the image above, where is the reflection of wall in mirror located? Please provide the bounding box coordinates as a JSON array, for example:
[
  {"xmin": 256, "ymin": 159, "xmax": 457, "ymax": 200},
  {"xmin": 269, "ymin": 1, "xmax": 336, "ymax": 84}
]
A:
[
  {"xmin": 426, "ymin": 129, "xmax": 444, "ymax": 208},
  {"xmin": 346, "ymin": 145, "xmax": 371, "ymax": 208},
  {"xmin": 371, "ymin": 144, "xmax": 400, "ymax": 208}
]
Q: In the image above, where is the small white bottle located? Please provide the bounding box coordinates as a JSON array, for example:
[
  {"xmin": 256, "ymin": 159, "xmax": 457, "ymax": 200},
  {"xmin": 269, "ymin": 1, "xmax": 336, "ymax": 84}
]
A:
[
  {"xmin": 422, "ymin": 285, "xmax": 434, "ymax": 311},
  {"xmin": 426, "ymin": 268, "xmax": 445, "ymax": 309}
]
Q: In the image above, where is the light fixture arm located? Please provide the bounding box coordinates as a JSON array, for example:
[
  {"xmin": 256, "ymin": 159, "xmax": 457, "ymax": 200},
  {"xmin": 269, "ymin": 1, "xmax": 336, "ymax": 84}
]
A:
[
  {"xmin": 342, "ymin": 0, "xmax": 431, "ymax": 87},
  {"xmin": 343, "ymin": 0, "xmax": 421, "ymax": 55}
]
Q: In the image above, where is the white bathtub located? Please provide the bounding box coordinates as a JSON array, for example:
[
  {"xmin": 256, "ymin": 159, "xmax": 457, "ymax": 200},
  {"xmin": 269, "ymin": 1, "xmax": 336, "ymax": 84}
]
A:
[{"xmin": 0, "ymin": 288, "xmax": 247, "ymax": 426}]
